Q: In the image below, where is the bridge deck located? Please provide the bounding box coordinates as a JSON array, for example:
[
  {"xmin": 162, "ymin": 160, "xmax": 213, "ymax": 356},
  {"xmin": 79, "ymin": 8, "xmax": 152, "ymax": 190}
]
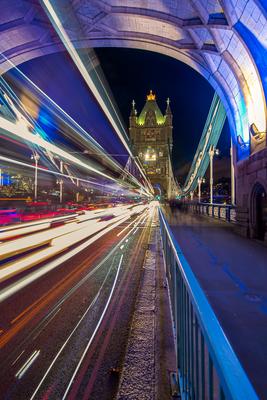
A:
[{"xmin": 164, "ymin": 206, "xmax": 267, "ymax": 399}]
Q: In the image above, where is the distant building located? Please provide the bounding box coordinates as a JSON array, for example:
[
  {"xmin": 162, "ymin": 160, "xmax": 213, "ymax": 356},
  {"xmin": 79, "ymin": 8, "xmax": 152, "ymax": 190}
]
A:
[{"xmin": 129, "ymin": 90, "xmax": 176, "ymax": 197}]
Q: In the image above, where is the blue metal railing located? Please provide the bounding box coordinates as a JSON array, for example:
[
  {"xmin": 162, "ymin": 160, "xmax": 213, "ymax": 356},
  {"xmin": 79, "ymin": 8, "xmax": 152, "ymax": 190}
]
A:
[
  {"xmin": 159, "ymin": 208, "xmax": 258, "ymax": 400},
  {"xmin": 187, "ymin": 203, "xmax": 236, "ymax": 223}
]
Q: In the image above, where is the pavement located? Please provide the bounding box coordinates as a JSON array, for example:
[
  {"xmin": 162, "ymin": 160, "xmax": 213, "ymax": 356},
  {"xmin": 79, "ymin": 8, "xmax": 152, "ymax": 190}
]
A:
[
  {"xmin": 163, "ymin": 206, "xmax": 267, "ymax": 399},
  {"xmin": 117, "ymin": 212, "xmax": 176, "ymax": 400}
]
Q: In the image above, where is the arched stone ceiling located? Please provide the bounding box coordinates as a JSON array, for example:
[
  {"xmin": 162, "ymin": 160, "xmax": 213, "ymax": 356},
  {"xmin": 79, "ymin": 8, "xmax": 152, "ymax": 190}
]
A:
[{"xmin": 0, "ymin": 0, "xmax": 267, "ymax": 148}]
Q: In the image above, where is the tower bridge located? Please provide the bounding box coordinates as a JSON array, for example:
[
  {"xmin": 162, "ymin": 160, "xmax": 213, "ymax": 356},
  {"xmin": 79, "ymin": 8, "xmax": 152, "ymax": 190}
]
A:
[
  {"xmin": 129, "ymin": 90, "xmax": 177, "ymax": 199},
  {"xmin": 0, "ymin": 2, "xmax": 267, "ymax": 400}
]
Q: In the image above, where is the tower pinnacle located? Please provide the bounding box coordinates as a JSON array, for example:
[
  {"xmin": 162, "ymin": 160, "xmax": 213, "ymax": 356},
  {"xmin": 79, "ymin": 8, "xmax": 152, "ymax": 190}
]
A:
[
  {"xmin": 130, "ymin": 99, "xmax": 137, "ymax": 116},
  {"xmin": 147, "ymin": 90, "xmax": 156, "ymax": 101},
  {"xmin": 165, "ymin": 97, "xmax": 172, "ymax": 114}
]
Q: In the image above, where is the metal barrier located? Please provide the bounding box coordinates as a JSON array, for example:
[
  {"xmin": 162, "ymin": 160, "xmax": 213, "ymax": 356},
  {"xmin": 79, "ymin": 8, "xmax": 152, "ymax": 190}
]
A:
[
  {"xmin": 159, "ymin": 208, "xmax": 258, "ymax": 400},
  {"xmin": 185, "ymin": 203, "xmax": 236, "ymax": 223}
]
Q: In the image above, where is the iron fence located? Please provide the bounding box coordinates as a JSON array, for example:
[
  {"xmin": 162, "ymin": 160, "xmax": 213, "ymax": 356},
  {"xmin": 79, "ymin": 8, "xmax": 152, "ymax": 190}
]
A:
[{"xmin": 159, "ymin": 208, "xmax": 258, "ymax": 400}]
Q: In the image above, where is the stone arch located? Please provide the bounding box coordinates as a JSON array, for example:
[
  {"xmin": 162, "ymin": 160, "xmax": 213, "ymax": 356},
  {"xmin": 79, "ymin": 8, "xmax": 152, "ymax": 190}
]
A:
[{"xmin": 0, "ymin": 0, "xmax": 267, "ymax": 153}]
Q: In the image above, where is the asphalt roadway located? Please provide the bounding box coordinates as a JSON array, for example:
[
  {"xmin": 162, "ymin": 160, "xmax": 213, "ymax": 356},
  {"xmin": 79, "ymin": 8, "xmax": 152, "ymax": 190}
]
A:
[{"xmin": 0, "ymin": 206, "xmax": 154, "ymax": 399}]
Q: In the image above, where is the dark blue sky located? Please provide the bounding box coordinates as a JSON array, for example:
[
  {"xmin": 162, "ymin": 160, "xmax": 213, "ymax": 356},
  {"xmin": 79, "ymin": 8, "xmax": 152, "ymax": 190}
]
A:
[{"xmin": 8, "ymin": 47, "xmax": 230, "ymax": 181}]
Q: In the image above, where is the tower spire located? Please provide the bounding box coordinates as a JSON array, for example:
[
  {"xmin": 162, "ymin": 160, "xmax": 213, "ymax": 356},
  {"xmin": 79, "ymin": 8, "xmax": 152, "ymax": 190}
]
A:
[
  {"xmin": 130, "ymin": 99, "xmax": 137, "ymax": 116},
  {"xmin": 166, "ymin": 97, "xmax": 171, "ymax": 114}
]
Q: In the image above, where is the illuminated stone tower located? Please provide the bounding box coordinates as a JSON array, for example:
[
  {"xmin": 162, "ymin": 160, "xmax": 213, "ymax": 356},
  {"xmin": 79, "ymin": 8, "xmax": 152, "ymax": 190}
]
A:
[{"xmin": 129, "ymin": 90, "xmax": 173, "ymax": 196}]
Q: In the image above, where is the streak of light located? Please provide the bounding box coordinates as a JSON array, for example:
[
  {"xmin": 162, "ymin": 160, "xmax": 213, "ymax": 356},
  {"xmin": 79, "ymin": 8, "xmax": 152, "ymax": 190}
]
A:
[
  {"xmin": 29, "ymin": 249, "xmax": 123, "ymax": 400},
  {"xmin": 41, "ymin": 0, "xmax": 130, "ymax": 154},
  {"xmin": 0, "ymin": 210, "xmax": 146, "ymax": 368},
  {"xmin": 61, "ymin": 254, "xmax": 124, "ymax": 400},
  {"xmin": 0, "ymin": 59, "xmax": 104, "ymax": 153},
  {"xmin": 0, "ymin": 67, "xmax": 146, "ymax": 192},
  {"xmin": 0, "ymin": 223, "xmax": 51, "ymax": 240},
  {"xmin": 0, "ymin": 209, "xmax": 146, "ymax": 302},
  {"xmin": 40, "ymin": 0, "xmax": 153, "ymax": 194},
  {"xmin": 116, "ymin": 211, "xmax": 146, "ymax": 237},
  {"xmin": 15, "ymin": 350, "xmax": 40, "ymax": 380},
  {"xmin": 0, "ymin": 208, "xmax": 138, "ymax": 279},
  {"xmin": 0, "ymin": 215, "xmax": 77, "ymax": 234},
  {"xmin": 32, "ymin": 308, "xmax": 61, "ymax": 341},
  {"xmin": 11, "ymin": 350, "xmax": 25, "ymax": 366},
  {"xmin": 0, "ymin": 115, "xmax": 118, "ymax": 183},
  {"xmin": 0, "ymin": 155, "xmax": 117, "ymax": 191}
]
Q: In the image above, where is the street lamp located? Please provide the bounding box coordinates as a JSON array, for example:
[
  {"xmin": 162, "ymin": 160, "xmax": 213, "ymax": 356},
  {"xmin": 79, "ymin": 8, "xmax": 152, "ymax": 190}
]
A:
[
  {"xmin": 198, "ymin": 177, "xmax": 205, "ymax": 203},
  {"xmin": 31, "ymin": 152, "xmax": 40, "ymax": 201},
  {"xmin": 76, "ymin": 178, "xmax": 79, "ymax": 203},
  {"xmin": 209, "ymin": 145, "xmax": 219, "ymax": 204},
  {"xmin": 230, "ymin": 138, "xmax": 235, "ymax": 205},
  {"xmin": 56, "ymin": 178, "xmax": 64, "ymax": 203}
]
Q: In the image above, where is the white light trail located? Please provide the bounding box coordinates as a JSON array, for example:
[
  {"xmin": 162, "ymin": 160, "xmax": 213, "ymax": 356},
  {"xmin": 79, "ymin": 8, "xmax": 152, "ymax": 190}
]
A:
[
  {"xmin": 11, "ymin": 350, "xmax": 25, "ymax": 366},
  {"xmin": 0, "ymin": 155, "xmax": 118, "ymax": 191},
  {"xmin": 61, "ymin": 254, "xmax": 124, "ymax": 400},
  {"xmin": 0, "ymin": 207, "xmax": 147, "ymax": 302},
  {"xmin": 40, "ymin": 0, "xmax": 153, "ymax": 194},
  {"xmin": 28, "ymin": 243, "xmax": 131, "ymax": 400},
  {"xmin": 15, "ymin": 350, "xmax": 40, "ymax": 380},
  {"xmin": 0, "ymin": 115, "xmax": 117, "ymax": 182},
  {"xmin": 1, "ymin": 69, "xmax": 147, "ymax": 192}
]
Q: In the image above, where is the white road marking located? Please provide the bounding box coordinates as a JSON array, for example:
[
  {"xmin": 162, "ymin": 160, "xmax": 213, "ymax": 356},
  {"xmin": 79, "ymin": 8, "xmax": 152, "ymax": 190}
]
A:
[
  {"xmin": 15, "ymin": 350, "xmax": 40, "ymax": 380},
  {"xmin": 61, "ymin": 254, "xmax": 124, "ymax": 400},
  {"xmin": 29, "ymin": 254, "xmax": 123, "ymax": 400}
]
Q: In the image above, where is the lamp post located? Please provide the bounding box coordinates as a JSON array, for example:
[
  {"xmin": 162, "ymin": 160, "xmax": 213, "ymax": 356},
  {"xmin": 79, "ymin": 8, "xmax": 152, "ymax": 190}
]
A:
[
  {"xmin": 56, "ymin": 179, "xmax": 64, "ymax": 203},
  {"xmin": 230, "ymin": 138, "xmax": 235, "ymax": 205},
  {"xmin": 31, "ymin": 152, "xmax": 40, "ymax": 201},
  {"xmin": 209, "ymin": 145, "xmax": 219, "ymax": 204},
  {"xmin": 198, "ymin": 177, "xmax": 205, "ymax": 203},
  {"xmin": 55, "ymin": 160, "xmax": 64, "ymax": 204},
  {"xmin": 76, "ymin": 178, "xmax": 79, "ymax": 203}
]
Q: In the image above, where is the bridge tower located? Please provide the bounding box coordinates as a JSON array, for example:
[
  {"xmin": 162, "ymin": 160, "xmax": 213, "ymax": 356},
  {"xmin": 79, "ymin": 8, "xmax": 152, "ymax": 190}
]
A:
[{"xmin": 129, "ymin": 91, "xmax": 175, "ymax": 198}]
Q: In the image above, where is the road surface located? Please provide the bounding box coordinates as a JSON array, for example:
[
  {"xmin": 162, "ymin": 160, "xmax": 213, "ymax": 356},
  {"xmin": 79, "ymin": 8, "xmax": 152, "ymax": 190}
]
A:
[{"xmin": 0, "ymin": 203, "xmax": 156, "ymax": 399}]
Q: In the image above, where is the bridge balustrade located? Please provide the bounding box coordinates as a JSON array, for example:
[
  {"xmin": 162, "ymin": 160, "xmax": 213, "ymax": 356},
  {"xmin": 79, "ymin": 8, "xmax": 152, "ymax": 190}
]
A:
[
  {"xmin": 159, "ymin": 208, "xmax": 258, "ymax": 400},
  {"xmin": 183, "ymin": 203, "xmax": 236, "ymax": 223}
]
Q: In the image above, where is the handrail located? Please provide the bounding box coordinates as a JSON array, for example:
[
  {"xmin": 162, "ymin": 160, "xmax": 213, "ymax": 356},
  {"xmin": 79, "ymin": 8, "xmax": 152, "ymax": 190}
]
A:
[{"xmin": 159, "ymin": 207, "xmax": 258, "ymax": 400}]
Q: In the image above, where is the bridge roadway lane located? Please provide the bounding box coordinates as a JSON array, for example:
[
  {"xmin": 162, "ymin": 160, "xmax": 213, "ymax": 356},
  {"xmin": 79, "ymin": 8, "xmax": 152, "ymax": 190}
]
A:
[
  {"xmin": 164, "ymin": 206, "xmax": 267, "ymax": 399},
  {"xmin": 0, "ymin": 206, "xmax": 153, "ymax": 399}
]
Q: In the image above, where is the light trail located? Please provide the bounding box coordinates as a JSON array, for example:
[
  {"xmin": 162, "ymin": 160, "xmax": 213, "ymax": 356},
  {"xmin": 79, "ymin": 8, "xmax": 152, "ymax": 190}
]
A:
[
  {"xmin": 0, "ymin": 207, "xmax": 147, "ymax": 302},
  {"xmin": 61, "ymin": 254, "xmax": 124, "ymax": 400},
  {"xmin": 0, "ymin": 70, "xmax": 148, "ymax": 193},
  {"xmin": 15, "ymin": 350, "xmax": 40, "ymax": 380},
  {"xmin": 0, "ymin": 207, "xmax": 142, "ymax": 280},
  {"xmin": 0, "ymin": 85, "xmax": 151, "ymax": 196},
  {"xmin": 29, "ymin": 249, "xmax": 125, "ymax": 400},
  {"xmin": 11, "ymin": 350, "xmax": 25, "ymax": 366},
  {"xmin": 32, "ymin": 308, "xmax": 61, "ymax": 341},
  {"xmin": 0, "ymin": 214, "xmax": 77, "ymax": 234},
  {"xmin": 40, "ymin": 0, "xmax": 153, "ymax": 195},
  {"xmin": 0, "ymin": 115, "xmax": 118, "ymax": 183},
  {"xmin": 0, "ymin": 155, "xmax": 122, "ymax": 192}
]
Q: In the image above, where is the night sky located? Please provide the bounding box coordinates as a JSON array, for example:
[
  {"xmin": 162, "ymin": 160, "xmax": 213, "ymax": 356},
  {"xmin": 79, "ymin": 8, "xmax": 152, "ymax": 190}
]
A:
[{"xmin": 9, "ymin": 47, "xmax": 231, "ymax": 183}]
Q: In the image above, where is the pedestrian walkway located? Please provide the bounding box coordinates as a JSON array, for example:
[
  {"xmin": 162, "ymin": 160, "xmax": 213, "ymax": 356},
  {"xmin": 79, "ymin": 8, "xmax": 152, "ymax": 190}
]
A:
[
  {"xmin": 117, "ymin": 218, "xmax": 176, "ymax": 400},
  {"xmin": 164, "ymin": 206, "xmax": 267, "ymax": 399}
]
